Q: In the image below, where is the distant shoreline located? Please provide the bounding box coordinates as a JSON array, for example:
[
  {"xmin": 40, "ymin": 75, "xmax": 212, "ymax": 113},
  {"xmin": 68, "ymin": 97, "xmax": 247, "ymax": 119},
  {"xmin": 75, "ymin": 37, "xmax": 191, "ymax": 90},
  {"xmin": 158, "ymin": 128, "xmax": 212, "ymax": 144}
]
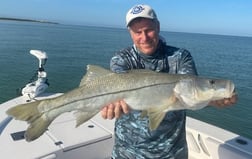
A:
[{"xmin": 0, "ymin": 17, "xmax": 59, "ymax": 24}]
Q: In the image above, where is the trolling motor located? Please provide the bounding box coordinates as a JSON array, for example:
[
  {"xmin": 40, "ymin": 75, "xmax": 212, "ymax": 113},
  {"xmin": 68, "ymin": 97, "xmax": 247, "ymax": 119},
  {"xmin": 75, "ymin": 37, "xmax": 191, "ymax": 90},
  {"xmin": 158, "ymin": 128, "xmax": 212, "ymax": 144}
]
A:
[{"xmin": 21, "ymin": 50, "xmax": 49, "ymax": 99}]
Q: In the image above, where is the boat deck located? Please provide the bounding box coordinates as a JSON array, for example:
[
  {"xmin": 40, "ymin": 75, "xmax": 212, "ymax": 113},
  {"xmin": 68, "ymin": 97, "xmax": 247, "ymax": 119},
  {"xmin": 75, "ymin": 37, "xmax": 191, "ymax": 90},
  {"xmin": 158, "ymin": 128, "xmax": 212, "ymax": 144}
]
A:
[{"xmin": 1, "ymin": 93, "xmax": 251, "ymax": 159}]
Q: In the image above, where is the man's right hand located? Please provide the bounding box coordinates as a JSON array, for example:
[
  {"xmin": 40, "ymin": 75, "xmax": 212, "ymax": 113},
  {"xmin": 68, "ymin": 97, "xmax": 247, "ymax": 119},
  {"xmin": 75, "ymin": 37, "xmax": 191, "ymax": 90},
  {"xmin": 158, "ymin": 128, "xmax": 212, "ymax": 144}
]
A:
[{"xmin": 101, "ymin": 100, "xmax": 130, "ymax": 119}]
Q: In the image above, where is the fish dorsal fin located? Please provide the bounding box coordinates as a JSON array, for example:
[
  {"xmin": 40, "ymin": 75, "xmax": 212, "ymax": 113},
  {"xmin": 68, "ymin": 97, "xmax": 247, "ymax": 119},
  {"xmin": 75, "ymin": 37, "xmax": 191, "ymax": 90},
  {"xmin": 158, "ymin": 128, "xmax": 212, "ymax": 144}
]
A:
[{"xmin": 79, "ymin": 65, "xmax": 111, "ymax": 86}]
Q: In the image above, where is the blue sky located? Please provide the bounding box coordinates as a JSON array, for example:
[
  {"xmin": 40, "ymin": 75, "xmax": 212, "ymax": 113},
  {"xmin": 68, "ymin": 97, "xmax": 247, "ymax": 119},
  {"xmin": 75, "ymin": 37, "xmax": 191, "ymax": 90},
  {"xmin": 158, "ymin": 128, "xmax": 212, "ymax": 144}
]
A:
[{"xmin": 1, "ymin": 0, "xmax": 251, "ymax": 37}]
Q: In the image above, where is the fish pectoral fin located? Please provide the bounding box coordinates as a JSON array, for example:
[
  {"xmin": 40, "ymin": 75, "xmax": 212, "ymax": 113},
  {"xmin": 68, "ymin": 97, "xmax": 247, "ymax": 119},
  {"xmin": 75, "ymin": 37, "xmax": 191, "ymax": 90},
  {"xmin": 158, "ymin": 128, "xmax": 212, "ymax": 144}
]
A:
[
  {"xmin": 147, "ymin": 104, "xmax": 168, "ymax": 130},
  {"xmin": 74, "ymin": 110, "xmax": 99, "ymax": 127},
  {"xmin": 147, "ymin": 95, "xmax": 179, "ymax": 130}
]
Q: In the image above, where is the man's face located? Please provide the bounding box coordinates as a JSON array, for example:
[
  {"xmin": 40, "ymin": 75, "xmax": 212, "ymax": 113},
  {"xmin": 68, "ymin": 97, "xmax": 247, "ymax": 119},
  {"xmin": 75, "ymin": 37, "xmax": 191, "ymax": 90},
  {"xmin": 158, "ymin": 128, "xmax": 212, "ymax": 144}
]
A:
[{"xmin": 129, "ymin": 18, "xmax": 160, "ymax": 55}]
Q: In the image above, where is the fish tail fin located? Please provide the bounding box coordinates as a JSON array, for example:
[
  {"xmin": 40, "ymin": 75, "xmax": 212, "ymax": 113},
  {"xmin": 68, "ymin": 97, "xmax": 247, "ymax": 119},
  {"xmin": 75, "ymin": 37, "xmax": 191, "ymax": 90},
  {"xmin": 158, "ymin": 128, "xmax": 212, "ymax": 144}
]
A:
[
  {"xmin": 6, "ymin": 101, "xmax": 41, "ymax": 122},
  {"xmin": 25, "ymin": 114, "xmax": 52, "ymax": 142},
  {"xmin": 6, "ymin": 101, "xmax": 51, "ymax": 141}
]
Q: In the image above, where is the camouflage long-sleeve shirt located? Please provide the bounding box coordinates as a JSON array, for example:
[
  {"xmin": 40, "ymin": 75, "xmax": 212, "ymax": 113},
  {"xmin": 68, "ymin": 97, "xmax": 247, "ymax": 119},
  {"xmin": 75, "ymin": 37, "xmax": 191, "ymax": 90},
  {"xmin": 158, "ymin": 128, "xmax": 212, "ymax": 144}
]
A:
[{"xmin": 110, "ymin": 40, "xmax": 197, "ymax": 159}]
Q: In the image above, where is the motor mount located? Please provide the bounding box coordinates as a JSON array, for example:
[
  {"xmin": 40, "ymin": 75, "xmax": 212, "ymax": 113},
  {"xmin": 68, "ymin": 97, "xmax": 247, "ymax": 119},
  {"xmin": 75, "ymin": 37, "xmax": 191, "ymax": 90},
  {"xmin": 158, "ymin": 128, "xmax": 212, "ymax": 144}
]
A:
[{"xmin": 21, "ymin": 50, "xmax": 49, "ymax": 99}]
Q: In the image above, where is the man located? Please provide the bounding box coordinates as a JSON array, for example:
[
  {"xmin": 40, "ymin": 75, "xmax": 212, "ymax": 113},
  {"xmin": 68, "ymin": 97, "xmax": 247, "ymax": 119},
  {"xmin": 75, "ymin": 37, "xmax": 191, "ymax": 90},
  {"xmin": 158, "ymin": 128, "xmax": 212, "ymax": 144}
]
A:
[{"xmin": 101, "ymin": 4, "xmax": 237, "ymax": 159}]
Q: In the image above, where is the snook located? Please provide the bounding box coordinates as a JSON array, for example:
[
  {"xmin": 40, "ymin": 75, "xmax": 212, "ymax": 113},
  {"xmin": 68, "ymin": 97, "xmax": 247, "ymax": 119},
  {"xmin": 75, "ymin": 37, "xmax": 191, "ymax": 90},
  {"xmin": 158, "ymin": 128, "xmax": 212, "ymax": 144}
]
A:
[{"xmin": 7, "ymin": 65, "xmax": 235, "ymax": 141}]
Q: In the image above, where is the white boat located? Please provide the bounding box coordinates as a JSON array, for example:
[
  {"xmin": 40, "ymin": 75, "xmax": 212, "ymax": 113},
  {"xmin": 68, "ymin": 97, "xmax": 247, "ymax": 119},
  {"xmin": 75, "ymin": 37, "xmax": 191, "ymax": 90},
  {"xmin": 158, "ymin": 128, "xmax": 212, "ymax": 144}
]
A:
[{"xmin": 0, "ymin": 50, "xmax": 251, "ymax": 159}]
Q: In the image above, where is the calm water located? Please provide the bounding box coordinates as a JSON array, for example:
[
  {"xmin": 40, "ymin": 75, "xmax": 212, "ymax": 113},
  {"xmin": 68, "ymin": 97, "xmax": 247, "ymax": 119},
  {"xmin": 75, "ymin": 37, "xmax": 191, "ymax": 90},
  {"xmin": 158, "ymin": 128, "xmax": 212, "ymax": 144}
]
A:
[{"xmin": 0, "ymin": 21, "xmax": 251, "ymax": 139}]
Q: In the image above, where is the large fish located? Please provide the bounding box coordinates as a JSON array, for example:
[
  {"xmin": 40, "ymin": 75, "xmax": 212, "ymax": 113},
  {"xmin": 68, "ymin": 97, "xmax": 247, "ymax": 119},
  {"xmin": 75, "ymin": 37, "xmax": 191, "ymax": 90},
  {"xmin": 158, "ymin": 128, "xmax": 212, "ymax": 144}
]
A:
[{"xmin": 7, "ymin": 65, "xmax": 235, "ymax": 142}]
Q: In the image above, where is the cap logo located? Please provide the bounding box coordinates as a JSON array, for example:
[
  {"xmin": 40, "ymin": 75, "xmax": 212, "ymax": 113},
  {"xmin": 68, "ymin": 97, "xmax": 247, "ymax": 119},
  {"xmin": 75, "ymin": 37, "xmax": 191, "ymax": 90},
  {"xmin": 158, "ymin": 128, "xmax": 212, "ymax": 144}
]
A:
[{"xmin": 131, "ymin": 5, "xmax": 145, "ymax": 14}]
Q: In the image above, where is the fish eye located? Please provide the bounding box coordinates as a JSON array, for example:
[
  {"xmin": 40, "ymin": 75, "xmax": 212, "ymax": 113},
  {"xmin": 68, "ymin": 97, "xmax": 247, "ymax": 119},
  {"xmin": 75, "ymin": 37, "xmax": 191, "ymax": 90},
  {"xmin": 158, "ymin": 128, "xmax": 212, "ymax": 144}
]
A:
[{"xmin": 209, "ymin": 80, "xmax": 215, "ymax": 85}]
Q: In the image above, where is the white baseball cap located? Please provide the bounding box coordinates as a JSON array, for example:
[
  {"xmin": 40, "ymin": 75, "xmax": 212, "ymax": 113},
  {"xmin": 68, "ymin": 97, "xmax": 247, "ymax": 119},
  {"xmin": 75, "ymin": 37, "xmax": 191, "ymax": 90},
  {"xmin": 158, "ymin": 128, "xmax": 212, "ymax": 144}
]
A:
[{"xmin": 126, "ymin": 4, "xmax": 158, "ymax": 26}]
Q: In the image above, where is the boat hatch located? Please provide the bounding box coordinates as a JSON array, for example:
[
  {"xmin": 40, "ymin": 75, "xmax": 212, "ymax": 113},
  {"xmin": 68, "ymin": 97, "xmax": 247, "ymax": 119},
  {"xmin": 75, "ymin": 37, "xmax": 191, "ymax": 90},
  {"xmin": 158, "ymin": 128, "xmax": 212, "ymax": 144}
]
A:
[{"xmin": 10, "ymin": 130, "xmax": 26, "ymax": 141}]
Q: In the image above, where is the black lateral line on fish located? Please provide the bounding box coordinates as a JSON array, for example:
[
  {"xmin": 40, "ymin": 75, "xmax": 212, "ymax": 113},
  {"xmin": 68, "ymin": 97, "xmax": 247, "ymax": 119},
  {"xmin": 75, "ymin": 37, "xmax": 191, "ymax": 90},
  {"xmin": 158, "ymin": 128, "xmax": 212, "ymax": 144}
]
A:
[{"xmin": 45, "ymin": 81, "xmax": 178, "ymax": 112}]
